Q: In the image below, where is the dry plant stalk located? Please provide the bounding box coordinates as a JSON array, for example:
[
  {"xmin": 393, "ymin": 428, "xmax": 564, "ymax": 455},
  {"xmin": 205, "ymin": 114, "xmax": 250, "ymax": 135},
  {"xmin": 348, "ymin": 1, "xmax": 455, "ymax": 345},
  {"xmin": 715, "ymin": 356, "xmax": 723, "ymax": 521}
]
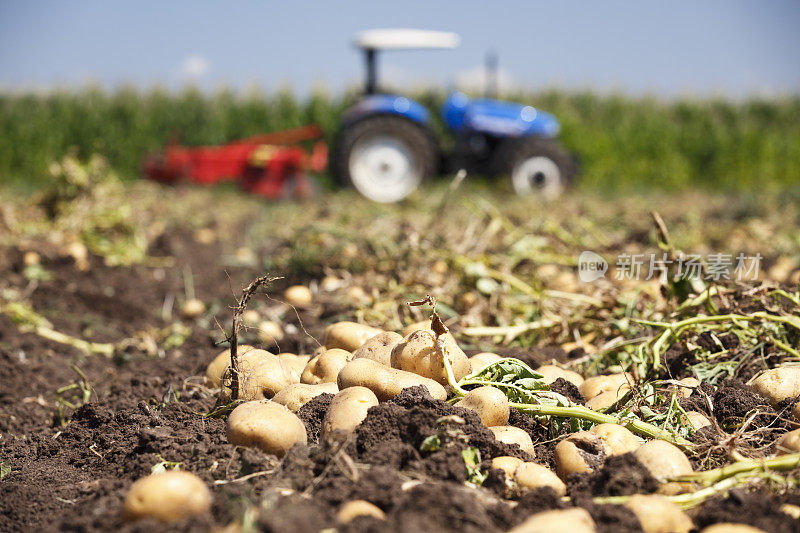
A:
[{"xmin": 226, "ymin": 275, "xmax": 280, "ymax": 400}]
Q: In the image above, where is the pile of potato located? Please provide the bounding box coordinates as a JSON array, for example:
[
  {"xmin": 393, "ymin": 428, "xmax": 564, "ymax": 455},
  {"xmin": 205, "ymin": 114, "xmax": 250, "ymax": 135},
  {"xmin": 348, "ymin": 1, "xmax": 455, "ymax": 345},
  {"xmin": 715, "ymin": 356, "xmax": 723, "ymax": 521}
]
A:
[{"xmin": 121, "ymin": 319, "xmax": 800, "ymax": 532}]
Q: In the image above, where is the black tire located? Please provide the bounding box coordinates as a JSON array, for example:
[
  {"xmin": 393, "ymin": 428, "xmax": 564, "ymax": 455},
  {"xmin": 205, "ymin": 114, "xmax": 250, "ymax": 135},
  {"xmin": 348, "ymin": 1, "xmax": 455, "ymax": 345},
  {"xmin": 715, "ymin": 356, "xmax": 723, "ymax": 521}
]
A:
[
  {"xmin": 332, "ymin": 115, "xmax": 437, "ymax": 203},
  {"xmin": 491, "ymin": 137, "xmax": 576, "ymax": 199}
]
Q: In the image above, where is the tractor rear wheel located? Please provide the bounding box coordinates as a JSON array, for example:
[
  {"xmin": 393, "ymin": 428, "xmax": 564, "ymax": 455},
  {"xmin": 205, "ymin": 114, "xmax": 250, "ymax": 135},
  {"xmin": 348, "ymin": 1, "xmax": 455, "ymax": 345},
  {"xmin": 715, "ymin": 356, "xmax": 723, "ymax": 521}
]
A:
[
  {"xmin": 332, "ymin": 115, "xmax": 437, "ymax": 203},
  {"xmin": 493, "ymin": 137, "xmax": 576, "ymax": 200}
]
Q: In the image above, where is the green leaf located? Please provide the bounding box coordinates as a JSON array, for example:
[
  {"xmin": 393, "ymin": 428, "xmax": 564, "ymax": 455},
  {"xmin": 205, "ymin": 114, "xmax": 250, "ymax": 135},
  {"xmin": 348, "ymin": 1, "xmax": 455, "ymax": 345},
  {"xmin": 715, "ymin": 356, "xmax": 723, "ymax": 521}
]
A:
[
  {"xmin": 420, "ymin": 435, "xmax": 441, "ymax": 453},
  {"xmin": 1, "ymin": 462, "xmax": 11, "ymax": 480},
  {"xmin": 462, "ymin": 447, "xmax": 487, "ymax": 485}
]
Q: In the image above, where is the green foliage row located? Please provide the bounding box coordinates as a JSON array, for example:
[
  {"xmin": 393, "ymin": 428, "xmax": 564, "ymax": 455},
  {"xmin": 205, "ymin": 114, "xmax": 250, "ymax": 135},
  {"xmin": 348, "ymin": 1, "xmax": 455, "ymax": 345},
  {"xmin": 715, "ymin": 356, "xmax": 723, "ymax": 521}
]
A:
[{"xmin": 1, "ymin": 86, "xmax": 798, "ymax": 191}]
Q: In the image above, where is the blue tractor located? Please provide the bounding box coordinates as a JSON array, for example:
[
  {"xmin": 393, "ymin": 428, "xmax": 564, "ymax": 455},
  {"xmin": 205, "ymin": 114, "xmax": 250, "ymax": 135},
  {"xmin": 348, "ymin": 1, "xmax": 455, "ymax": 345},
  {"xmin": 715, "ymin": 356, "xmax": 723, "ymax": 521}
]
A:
[{"xmin": 332, "ymin": 29, "xmax": 576, "ymax": 203}]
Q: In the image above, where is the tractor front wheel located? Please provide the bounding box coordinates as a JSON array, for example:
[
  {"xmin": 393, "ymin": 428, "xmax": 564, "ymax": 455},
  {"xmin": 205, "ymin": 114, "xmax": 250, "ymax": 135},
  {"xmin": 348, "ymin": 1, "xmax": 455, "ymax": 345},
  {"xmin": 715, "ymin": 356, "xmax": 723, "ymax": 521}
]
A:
[
  {"xmin": 493, "ymin": 137, "xmax": 576, "ymax": 200},
  {"xmin": 333, "ymin": 116, "xmax": 436, "ymax": 203}
]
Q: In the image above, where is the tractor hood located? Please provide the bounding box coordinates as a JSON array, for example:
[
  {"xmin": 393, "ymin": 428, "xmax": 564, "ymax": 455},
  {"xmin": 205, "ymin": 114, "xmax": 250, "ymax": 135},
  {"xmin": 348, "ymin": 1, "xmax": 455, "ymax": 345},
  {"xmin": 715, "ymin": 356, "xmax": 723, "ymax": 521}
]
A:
[{"xmin": 443, "ymin": 92, "xmax": 560, "ymax": 138}]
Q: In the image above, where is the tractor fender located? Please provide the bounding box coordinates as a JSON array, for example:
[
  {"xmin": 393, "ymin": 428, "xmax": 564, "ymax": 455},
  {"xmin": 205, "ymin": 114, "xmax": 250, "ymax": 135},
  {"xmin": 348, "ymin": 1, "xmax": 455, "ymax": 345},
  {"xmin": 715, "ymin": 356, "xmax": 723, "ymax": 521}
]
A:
[
  {"xmin": 443, "ymin": 92, "xmax": 560, "ymax": 139},
  {"xmin": 341, "ymin": 94, "xmax": 430, "ymax": 126}
]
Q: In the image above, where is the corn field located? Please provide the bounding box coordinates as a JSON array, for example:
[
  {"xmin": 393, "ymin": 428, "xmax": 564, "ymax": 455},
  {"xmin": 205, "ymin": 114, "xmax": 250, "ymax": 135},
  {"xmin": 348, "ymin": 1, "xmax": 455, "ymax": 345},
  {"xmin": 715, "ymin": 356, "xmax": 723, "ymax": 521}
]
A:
[{"xmin": 1, "ymin": 86, "xmax": 799, "ymax": 191}]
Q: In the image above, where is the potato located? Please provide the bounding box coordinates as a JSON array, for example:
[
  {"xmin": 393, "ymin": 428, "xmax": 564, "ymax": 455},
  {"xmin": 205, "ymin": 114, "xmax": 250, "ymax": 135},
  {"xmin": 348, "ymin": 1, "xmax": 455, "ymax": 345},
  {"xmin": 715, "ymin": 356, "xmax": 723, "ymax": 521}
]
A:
[
  {"xmin": 122, "ymin": 470, "xmax": 211, "ymax": 523},
  {"xmin": 324, "ymin": 321, "xmax": 383, "ymax": 351},
  {"xmin": 401, "ymin": 320, "xmax": 431, "ymax": 338},
  {"xmin": 624, "ymin": 495, "xmax": 693, "ymax": 533},
  {"xmin": 514, "ymin": 462, "xmax": 566, "ymax": 496},
  {"xmin": 590, "ymin": 423, "xmax": 640, "ymax": 455},
  {"xmin": 469, "ymin": 352, "xmax": 502, "ymax": 373},
  {"xmin": 781, "ymin": 503, "xmax": 800, "ymax": 519},
  {"xmin": 226, "ymin": 400, "xmax": 307, "ymax": 456},
  {"xmin": 232, "ymin": 352, "xmax": 299, "ymax": 400},
  {"xmin": 490, "ymin": 426, "xmax": 535, "ymax": 456},
  {"xmin": 491, "ymin": 456, "xmax": 524, "ymax": 477},
  {"xmin": 508, "ymin": 508, "xmax": 596, "ymax": 533},
  {"xmin": 277, "ymin": 353, "xmax": 311, "ymax": 380},
  {"xmin": 352, "ymin": 331, "xmax": 404, "ymax": 366},
  {"xmin": 241, "ymin": 309, "xmax": 261, "ymax": 327},
  {"xmin": 683, "ymin": 411, "xmax": 712, "ymax": 431},
  {"xmin": 579, "ymin": 373, "xmax": 634, "ymax": 401},
  {"xmin": 321, "ymin": 386, "xmax": 379, "ymax": 438},
  {"xmin": 301, "ymin": 348, "xmax": 352, "ymax": 384},
  {"xmin": 257, "ymin": 320, "xmax": 284, "ymax": 345},
  {"xmin": 749, "ymin": 366, "xmax": 800, "ymax": 406},
  {"xmin": 793, "ymin": 400, "xmax": 800, "ymax": 422},
  {"xmin": 554, "ymin": 431, "xmax": 612, "ymax": 479},
  {"xmin": 775, "ymin": 428, "xmax": 800, "ymax": 454},
  {"xmin": 346, "ymin": 286, "xmax": 371, "ymax": 305},
  {"xmin": 391, "ymin": 330, "xmax": 471, "ymax": 385},
  {"xmin": 633, "ymin": 440, "xmax": 692, "ymax": 481},
  {"xmin": 284, "ymin": 285, "xmax": 313, "ymax": 306},
  {"xmin": 272, "ymin": 382, "xmax": 339, "ymax": 412},
  {"xmin": 585, "ymin": 388, "xmax": 629, "ymax": 411},
  {"xmin": 535, "ymin": 365, "xmax": 585, "ymax": 388},
  {"xmin": 676, "ymin": 377, "xmax": 700, "ymax": 398},
  {"xmin": 699, "ymin": 525, "xmax": 766, "ymax": 533},
  {"xmin": 206, "ymin": 345, "xmax": 257, "ymax": 387},
  {"xmin": 337, "ymin": 358, "xmax": 447, "ymax": 401},
  {"xmin": 454, "ymin": 386, "xmax": 510, "ymax": 427},
  {"xmin": 337, "ymin": 500, "xmax": 386, "ymax": 523},
  {"xmin": 180, "ymin": 298, "xmax": 206, "ymax": 319},
  {"xmin": 210, "ymin": 348, "xmax": 297, "ymax": 400}
]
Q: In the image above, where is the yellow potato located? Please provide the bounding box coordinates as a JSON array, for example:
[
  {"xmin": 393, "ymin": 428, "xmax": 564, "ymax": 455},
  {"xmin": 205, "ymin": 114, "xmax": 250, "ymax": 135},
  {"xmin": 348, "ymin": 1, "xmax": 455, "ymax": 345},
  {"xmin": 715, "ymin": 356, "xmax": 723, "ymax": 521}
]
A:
[
  {"xmin": 337, "ymin": 358, "xmax": 447, "ymax": 401},
  {"xmin": 699, "ymin": 525, "xmax": 766, "ymax": 533},
  {"xmin": 676, "ymin": 377, "xmax": 700, "ymax": 398},
  {"xmin": 321, "ymin": 386, "xmax": 379, "ymax": 439},
  {"xmin": 590, "ymin": 423, "xmax": 640, "ymax": 455},
  {"xmin": 301, "ymin": 348, "xmax": 352, "ymax": 384},
  {"xmin": 122, "ymin": 470, "xmax": 211, "ymax": 523},
  {"xmin": 205, "ymin": 345, "xmax": 257, "ymax": 387},
  {"xmin": 554, "ymin": 431, "xmax": 611, "ymax": 480},
  {"xmin": 633, "ymin": 440, "xmax": 693, "ymax": 481},
  {"xmin": 775, "ymin": 428, "xmax": 800, "ymax": 454},
  {"xmin": 508, "ymin": 508, "xmax": 596, "ymax": 533},
  {"xmin": 491, "ymin": 456, "xmax": 524, "ymax": 477},
  {"xmin": 271, "ymin": 382, "xmax": 339, "ymax": 412},
  {"xmin": 180, "ymin": 298, "xmax": 206, "ymax": 319},
  {"xmin": 489, "ymin": 426, "xmax": 535, "ymax": 456},
  {"xmin": 323, "ymin": 321, "xmax": 383, "ymax": 351},
  {"xmin": 749, "ymin": 366, "xmax": 800, "ymax": 406},
  {"xmin": 683, "ymin": 411, "xmax": 712, "ymax": 431},
  {"xmin": 535, "ymin": 365, "xmax": 585, "ymax": 388},
  {"xmin": 210, "ymin": 348, "xmax": 298, "ymax": 400},
  {"xmin": 454, "ymin": 386, "xmax": 510, "ymax": 427},
  {"xmin": 579, "ymin": 373, "xmax": 634, "ymax": 401},
  {"xmin": 257, "ymin": 320, "xmax": 284, "ymax": 345},
  {"xmin": 585, "ymin": 388, "xmax": 629, "ymax": 411},
  {"xmin": 469, "ymin": 352, "xmax": 502, "ymax": 373},
  {"xmin": 277, "ymin": 353, "xmax": 311, "ymax": 381},
  {"xmin": 624, "ymin": 495, "xmax": 693, "ymax": 533},
  {"xmin": 336, "ymin": 500, "xmax": 386, "ymax": 523},
  {"xmin": 514, "ymin": 462, "xmax": 566, "ymax": 496},
  {"xmin": 401, "ymin": 320, "xmax": 432, "ymax": 338},
  {"xmin": 352, "ymin": 331, "xmax": 404, "ymax": 366},
  {"xmin": 226, "ymin": 400, "xmax": 307, "ymax": 456},
  {"xmin": 284, "ymin": 285, "xmax": 313, "ymax": 306},
  {"xmin": 391, "ymin": 330, "xmax": 471, "ymax": 385}
]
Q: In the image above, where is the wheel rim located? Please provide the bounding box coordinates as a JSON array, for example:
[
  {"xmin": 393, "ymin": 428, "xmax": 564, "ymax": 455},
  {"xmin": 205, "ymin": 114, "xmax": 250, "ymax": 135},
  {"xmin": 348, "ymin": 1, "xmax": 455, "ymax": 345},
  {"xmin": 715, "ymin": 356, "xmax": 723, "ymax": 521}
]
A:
[
  {"xmin": 511, "ymin": 156, "xmax": 564, "ymax": 200},
  {"xmin": 349, "ymin": 135, "xmax": 421, "ymax": 203}
]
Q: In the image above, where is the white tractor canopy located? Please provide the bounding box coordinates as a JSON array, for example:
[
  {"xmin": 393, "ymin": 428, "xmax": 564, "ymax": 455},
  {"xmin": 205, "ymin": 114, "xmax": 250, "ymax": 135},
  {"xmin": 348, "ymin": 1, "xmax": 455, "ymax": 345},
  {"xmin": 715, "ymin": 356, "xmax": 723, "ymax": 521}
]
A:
[{"xmin": 354, "ymin": 29, "xmax": 461, "ymax": 50}]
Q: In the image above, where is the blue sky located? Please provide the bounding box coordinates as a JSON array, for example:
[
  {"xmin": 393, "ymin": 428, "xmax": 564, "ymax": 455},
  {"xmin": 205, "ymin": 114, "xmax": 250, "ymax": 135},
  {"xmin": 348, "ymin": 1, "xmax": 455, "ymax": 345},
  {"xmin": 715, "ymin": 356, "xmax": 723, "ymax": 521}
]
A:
[{"xmin": 1, "ymin": 1, "xmax": 799, "ymax": 97}]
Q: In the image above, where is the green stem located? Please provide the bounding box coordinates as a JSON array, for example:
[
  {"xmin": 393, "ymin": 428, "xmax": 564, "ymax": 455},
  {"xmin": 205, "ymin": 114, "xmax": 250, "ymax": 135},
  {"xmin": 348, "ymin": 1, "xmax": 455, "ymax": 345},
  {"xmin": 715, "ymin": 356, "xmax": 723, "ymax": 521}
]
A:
[
  {"xmin": 672, "ymin": 452, "xmax": 800, "ymax": 486},
  {"xmin": 442, "ymin": 344, "xmax": 692, "ymax": 449}
]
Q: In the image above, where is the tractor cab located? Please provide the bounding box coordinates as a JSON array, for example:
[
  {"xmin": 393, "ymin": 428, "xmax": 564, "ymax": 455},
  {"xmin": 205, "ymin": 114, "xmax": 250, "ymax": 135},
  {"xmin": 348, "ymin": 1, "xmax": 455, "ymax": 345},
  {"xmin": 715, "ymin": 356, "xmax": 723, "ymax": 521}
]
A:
[{"xmin": 332, "ymin": 28, "xmax": 575, "ymax": 203}]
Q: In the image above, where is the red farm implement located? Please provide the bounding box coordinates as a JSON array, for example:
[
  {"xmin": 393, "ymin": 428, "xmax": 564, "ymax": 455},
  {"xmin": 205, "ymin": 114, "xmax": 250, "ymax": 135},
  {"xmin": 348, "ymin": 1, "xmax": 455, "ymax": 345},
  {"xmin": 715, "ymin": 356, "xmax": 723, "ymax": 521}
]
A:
[{"xmin": 143, "ymin": 125, "xmax": 327, "ymax": 198}]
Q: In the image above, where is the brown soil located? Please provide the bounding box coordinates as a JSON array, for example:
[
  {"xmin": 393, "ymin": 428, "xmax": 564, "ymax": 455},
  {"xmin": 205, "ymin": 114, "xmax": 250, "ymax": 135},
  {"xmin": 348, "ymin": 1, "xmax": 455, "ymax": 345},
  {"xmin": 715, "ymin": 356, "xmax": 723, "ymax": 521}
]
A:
[{"xmin": 2, "ymin": 229, "xmax": 799, "ymax": 533}]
